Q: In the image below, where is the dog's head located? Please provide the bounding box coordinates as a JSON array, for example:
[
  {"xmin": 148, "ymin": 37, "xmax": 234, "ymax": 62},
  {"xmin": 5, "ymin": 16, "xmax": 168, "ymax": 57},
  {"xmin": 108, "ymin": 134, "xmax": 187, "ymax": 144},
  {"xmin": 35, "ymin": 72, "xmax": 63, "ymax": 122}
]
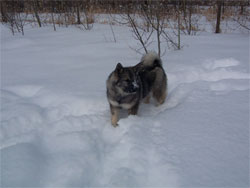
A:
[{"xmin": 114, "ymin": 63, "xmax": 139, "ymax": 94}]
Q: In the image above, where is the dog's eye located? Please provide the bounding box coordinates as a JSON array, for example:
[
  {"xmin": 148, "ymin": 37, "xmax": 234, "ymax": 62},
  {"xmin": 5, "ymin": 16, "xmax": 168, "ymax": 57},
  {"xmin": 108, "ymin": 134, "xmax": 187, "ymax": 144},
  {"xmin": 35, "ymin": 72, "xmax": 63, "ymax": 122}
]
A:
[{"xmin": 115, "ymin": 81, "xmax": 121, "ymax": 86}]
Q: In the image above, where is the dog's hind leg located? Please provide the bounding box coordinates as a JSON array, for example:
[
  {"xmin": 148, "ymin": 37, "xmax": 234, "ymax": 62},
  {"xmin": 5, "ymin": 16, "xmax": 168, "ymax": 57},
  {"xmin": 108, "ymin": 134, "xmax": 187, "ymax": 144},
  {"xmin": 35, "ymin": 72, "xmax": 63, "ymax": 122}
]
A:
[
  {"xmin": 153, "ymin": 87, "xmax": 167, "ymax": 106},
  {"xmin": 110, "ymin": 105, "xmax": 119, "ymax": 127},
  {"xmin": 143, "ymin": 93, "xmax": 151, "ymax": 104}
]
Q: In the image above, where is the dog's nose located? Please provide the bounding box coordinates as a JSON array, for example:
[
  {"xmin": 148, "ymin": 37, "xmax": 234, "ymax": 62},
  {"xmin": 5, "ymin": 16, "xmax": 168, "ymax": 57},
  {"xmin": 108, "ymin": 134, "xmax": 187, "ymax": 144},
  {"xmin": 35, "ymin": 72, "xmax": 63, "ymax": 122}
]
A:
[{"xmin": 128, "ymin": 85, "xmax": 137, "ymax": 93}]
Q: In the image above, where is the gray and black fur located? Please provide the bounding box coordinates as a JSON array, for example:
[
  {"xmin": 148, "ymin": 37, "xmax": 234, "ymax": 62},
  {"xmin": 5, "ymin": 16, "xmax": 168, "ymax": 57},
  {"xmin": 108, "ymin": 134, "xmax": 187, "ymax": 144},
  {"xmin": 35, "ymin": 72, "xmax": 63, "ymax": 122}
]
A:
[{"xmin": 106, "ymin": 52, "xmax": 167, "ymax": 126}]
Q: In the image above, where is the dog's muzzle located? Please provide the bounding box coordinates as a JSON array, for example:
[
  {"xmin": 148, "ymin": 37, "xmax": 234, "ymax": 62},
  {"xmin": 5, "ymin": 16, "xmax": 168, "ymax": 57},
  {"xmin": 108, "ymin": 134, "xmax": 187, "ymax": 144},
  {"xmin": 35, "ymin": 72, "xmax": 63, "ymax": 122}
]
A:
[{"xmin": 125, "ymin": 80, "xmax": 139, "ymax": 93}]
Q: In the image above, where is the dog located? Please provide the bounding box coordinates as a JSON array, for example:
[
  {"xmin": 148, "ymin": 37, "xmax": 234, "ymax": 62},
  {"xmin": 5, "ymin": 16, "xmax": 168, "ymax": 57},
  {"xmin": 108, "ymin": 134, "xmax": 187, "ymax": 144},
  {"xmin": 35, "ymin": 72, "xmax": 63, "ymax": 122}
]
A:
[{"xmin": 106, "ymin": 52, "xmax": 167, "ymax": 126}]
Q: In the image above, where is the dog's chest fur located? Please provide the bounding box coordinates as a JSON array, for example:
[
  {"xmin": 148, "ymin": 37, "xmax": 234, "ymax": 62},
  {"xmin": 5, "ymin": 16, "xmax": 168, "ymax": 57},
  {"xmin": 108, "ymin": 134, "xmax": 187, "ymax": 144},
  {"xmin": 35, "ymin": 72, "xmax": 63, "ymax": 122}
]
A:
[{"xmin": 108, "ymin": 91, "xmax": 140, "ymax": 109}]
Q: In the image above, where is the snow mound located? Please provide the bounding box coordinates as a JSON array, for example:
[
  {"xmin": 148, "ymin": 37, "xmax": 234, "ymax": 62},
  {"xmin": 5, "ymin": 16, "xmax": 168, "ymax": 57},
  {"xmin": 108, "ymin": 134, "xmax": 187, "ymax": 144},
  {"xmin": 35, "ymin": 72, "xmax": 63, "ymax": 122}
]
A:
[
  {"xmin": 169, "ymin": 58, "xmax": 249, "ymax": 87},
  {"xmin": 203, "ymin": 58, "xmax": 240, "ymax": 70},
  {"xmin": 5, "ymin": 85, "xmax": 43, "ymax": 97}
]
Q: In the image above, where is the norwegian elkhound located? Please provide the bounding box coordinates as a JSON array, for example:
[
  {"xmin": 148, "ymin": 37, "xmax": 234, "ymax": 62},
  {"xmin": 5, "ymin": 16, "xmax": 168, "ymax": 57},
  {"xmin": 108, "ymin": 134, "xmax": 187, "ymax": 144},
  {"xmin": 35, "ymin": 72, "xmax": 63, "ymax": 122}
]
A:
[{"xmin": 106, "ymin": 52, "xmax": 167, "ymax": 126}]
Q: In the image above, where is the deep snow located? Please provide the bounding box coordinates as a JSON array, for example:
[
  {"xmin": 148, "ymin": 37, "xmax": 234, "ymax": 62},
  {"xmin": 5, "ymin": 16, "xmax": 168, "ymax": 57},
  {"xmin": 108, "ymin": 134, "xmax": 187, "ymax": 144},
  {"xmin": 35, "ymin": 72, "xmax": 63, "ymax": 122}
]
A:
[{"xmin": 1, "ymin": 23, "xmax": 249, "ymax": 187}]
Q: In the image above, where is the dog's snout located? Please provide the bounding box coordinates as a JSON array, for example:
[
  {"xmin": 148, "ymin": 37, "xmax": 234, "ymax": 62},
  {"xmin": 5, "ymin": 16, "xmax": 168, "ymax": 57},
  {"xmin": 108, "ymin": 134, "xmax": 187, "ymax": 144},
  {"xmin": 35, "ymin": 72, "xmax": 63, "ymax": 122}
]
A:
[
  {"xmin": 125, "ymin": 83, "xmax": 137, "ymax": 93},
  {"xmin": 129, "ymin": 84, "xmax": 137, "ymax": 92}
]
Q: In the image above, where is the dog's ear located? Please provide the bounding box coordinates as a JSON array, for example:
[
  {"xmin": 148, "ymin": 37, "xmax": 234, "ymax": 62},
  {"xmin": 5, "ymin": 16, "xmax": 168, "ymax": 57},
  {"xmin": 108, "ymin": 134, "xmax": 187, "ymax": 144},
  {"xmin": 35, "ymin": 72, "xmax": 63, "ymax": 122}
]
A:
[{"xmin": 115, "ymin": 63, "xmax": 123, "ymax": 74}]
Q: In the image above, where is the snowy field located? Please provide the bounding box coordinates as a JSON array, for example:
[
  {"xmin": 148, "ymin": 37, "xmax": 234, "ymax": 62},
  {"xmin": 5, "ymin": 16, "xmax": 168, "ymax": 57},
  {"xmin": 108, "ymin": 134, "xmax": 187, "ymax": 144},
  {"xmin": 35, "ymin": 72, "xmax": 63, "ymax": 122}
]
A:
[{"xmin": 1, "ymin": 22, "xmax": 249, "ymax": 187}]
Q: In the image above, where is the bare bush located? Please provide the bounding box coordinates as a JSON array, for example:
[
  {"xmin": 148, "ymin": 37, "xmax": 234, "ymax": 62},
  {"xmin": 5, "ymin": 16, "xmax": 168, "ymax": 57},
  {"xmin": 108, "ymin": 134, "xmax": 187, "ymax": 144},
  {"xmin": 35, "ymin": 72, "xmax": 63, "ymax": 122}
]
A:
[
  {"xmin": 115, "ymin": 1, "xmax": 181, "ymax": 56},
  {"xmin": 181, "ymin": 2, "xmax": 201, "ymax": 35}
]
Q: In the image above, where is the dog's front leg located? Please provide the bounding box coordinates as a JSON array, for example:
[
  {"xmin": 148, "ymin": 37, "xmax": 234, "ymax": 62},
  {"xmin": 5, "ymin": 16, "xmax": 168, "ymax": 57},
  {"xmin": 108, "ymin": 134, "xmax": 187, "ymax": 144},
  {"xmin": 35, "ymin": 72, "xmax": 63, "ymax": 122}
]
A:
[
  {"xmin": 128, "ymin": 103, "xmax": 139, "ymax": 115},
  {"xmin": 110, "ymin": 104, "xmax": 119, "ymax": 127}
]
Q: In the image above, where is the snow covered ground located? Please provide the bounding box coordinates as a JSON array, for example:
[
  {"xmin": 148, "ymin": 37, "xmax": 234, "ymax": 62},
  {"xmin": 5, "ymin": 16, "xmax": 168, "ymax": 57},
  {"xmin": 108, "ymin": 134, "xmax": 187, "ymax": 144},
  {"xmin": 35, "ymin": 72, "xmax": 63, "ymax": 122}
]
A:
[{"xmin": 1, "ymin": 23, "xmax": 249, "ymax": 187}]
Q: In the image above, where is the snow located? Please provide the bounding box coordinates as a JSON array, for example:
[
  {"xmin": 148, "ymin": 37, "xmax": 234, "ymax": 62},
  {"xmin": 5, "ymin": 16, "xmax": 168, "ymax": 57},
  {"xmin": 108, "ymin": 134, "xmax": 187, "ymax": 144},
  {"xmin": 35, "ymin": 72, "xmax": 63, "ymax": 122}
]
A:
[{"xmin": 1, "ymin": 23, "xmax": 249, "ymax": 187}]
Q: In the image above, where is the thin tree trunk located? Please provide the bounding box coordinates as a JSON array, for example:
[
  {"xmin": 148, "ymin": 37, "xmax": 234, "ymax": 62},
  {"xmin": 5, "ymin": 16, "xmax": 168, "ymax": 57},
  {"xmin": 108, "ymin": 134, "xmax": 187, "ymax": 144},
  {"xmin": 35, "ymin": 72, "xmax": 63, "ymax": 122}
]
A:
[
  {"xmin": 33, "ymin": 0, "xmax": 41, "ymax": 27},
  {"xmin": 240, "ymin": 5, "xmax": 244, "ymax": 15},
  {"xmin": 109, "ymin": 17, "xmax": 116, "ymax": 43},
  {"xmin": 156, "ymin": 16, "xmax": 161, "ymax": 56},
  {"xmin": 188, "ymin": 4, "xmax": 192, "ymax": 35},
  {"xmin": 76, "ymin": 5, "xmax": 81, "ymax": 24},
  {"xmin": 34, "ymin": 11, "xmax": 41, "ymax": 27},
  {"xmin": 222, "ymin": 0, "xmax": 225, "ymax": 14},
  {"xmin": 177, "ymin": 1, "xmax": 181, "ymax": 50},
  {"xmin": 51, "ymin": 2, "xmax": 56, "ymax": 31},
  {"xmin": 215, "ymin": 1, "xmax": 222, "ymax": 33},
  {"xmin": 183, "ymin": 0, "xmax": 186, "ymax": 18},
  {"xmin": 0, "ymin": 2, "xmax": 8, "ymax": 23}
]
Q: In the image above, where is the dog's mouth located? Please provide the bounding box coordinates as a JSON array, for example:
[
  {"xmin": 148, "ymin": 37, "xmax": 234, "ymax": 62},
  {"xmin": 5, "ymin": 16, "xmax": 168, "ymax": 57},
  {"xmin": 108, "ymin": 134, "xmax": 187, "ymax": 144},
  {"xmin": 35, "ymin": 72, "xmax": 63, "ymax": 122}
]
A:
[
  {"xmin": 124, "ymin": 84, "xmax": 138, "ymax": 93},
  {"xmin": 125, "ymin": 88, "xmax": 137, "ymax": 93}
]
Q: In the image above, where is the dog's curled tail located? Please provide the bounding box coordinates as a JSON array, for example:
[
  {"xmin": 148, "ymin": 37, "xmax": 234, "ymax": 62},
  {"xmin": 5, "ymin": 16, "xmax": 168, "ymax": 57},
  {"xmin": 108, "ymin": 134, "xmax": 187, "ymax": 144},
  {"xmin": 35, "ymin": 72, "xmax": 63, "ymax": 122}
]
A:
[{"xmin": 141, "ymin": 51, "xmax": 162, "ymax": 69}]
